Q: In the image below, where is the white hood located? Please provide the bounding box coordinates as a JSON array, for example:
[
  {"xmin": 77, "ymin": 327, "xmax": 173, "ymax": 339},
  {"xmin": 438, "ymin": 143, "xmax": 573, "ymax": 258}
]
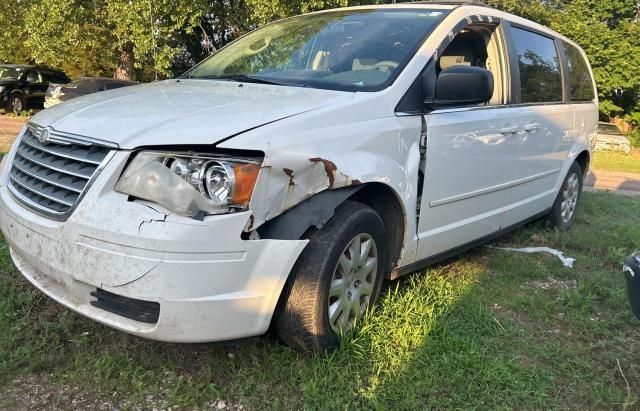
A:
[{"xmin": 30, "ymin": 79, "xmax": 354, "ymax": 149}]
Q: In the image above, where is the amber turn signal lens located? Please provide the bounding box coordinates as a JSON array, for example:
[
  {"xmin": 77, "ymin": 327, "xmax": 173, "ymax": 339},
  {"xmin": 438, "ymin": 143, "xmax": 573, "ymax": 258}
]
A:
[{"xmin": 232, "ymin": 163, "xmax": 261, "ymax": 205}]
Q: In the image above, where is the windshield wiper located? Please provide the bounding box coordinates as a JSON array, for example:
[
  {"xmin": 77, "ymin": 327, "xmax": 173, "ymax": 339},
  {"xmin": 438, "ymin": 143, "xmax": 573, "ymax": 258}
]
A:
[{"xmin": 197, "ymin": 74, "xmax": 306, "ymax": 87}]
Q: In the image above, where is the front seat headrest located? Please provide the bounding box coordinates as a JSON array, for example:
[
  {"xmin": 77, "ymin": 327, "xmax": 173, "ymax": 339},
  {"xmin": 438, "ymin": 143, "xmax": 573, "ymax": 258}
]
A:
[{"xmin": 439, "ymin": 41, "xmax": 478, "ymax": 70}]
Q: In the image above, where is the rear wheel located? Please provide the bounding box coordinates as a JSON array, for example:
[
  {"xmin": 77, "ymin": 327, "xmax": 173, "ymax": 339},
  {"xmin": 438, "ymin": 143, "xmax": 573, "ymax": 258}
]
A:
[
  {"xmin": 275, "ymin": 201, "xmax": 386, "ymax": 352},
  {"xmin": 549, "ymin": 162, "xmax": 583, "ymax": 230}
]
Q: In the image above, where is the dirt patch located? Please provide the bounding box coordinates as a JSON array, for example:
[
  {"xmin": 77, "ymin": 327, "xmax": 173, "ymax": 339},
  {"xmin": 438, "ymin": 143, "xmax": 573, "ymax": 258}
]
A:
[
  {"xmin": 491, "ymin": 303, "xmax": 532, "ymax": 325},
  {"xmin": 0, "ymin": 116, "xmax": 26, "ymax": 151},
  {"xmin": 0, "ymin": 373, "xmax": 244, "ymax": 411},
  {"xmin": 0, "ymin": 374, "xmax": 123, "ymax": 411},
  {"xmin": 525, "ymin": 277, "xmax": 578, "ymax": 290}
]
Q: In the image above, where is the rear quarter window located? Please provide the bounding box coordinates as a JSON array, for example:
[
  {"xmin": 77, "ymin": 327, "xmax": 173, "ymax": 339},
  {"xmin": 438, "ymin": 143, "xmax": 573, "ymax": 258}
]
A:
[
  {"xmin": 511, "ymin": 27, "xmax": 563, "ymax": 103},
  {"xmin": 562, "ymin": 42, "xmax": 595, "ymax": 102},
  {"xmin": 105, "ymin": 82, "xmax": 132, "ymax": 90},
  {"xmin": 40, "ymin": 70, "xmax": 68, "ymax": 83}
]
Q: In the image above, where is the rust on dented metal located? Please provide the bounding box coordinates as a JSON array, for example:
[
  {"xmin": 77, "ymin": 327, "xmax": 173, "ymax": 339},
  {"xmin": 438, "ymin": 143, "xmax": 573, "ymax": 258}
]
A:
[
  {"xmin": 283, "ymin": 168, "xmax": 295, "ymax": 186},
  {"xmin": 309, "ymin": 157, "xmax": 337, "ymax": 189}
]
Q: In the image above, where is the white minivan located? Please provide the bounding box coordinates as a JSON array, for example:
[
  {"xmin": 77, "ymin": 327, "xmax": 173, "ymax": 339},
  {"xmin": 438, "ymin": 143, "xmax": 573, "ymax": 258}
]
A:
[{"xmin": 0, "ymin": 3, "xmax": 597, "ymax": 352}]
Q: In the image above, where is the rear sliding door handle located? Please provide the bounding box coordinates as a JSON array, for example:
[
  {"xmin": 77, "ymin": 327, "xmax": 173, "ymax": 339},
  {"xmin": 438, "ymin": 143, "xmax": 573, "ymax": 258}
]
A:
[
  {"xmin": 500, "ymin": 126, "xmax": 521, "ymax": 134},
  {"xmin": 523, "ymin": 123, "xmax": 541, "ymax": 132}
]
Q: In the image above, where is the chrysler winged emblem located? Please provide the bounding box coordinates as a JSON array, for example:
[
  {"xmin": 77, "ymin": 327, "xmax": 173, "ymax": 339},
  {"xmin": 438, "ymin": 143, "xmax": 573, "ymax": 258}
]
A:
[{"xmin": 38, "ymin": 128, "xmax": 51, "ymax": 144}]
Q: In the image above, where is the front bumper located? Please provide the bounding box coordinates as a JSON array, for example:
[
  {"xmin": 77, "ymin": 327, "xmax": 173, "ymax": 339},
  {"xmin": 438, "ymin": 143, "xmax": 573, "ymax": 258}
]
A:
[{"xmin": 0, "ymin": 149, "xmax": 307, "ymax": 343}]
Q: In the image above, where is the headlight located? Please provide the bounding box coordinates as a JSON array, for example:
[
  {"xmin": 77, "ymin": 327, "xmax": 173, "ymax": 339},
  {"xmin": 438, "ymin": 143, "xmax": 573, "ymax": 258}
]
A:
[
  {"xmin": 115, "ymin": 151, "xmax": 261, "ymax": 218},
  {"xmin": 0, "ymin": 86, "xmax": 5, "ymax": 93}
]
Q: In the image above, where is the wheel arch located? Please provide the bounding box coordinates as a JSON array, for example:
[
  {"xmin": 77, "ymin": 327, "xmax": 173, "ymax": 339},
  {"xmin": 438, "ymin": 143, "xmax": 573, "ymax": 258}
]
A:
[
  {"xmin": 9, "ymin": 89, "xmax": 26, "ymax": 99},
  {"xmin": 347, "ymin": 182, "xmax": 406, "ymax": 278},
  {"xmin": 575, "ymin": 150, "xmax": 591, "ymax": 178},
  {"xmin": 257, "ymin": 182, "xmax": 407, "ymax": 278}
]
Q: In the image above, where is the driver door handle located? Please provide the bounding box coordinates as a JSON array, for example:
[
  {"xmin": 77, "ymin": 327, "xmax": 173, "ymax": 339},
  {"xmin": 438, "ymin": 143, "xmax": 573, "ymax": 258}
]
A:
[
  {"xmin": 523, "ymin": 123, "xmax": 541, "ymax": 132},
  {"xmin": 500, "ymin": 125, "xmax": 521, "ymax": 134}
]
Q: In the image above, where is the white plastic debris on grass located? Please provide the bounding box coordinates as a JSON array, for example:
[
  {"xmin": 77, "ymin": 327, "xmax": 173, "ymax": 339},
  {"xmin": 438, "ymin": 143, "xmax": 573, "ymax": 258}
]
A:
[
  {"xmin": 624, "ymin": 252, "xmax": 640, "ymax": 277},
  {"xmin": 624, "ymin": 265, "xmax": 635, "ymax": 277},
  {"xmin": 487, "ymin": 246, "xmax": 576, "ymax": 268}
]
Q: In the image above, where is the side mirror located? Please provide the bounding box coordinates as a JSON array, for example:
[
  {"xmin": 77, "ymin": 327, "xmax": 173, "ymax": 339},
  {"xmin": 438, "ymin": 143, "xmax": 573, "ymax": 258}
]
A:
[{"xmin": 432, "ymin": 65, "xmax": 494, "ymax": 107}]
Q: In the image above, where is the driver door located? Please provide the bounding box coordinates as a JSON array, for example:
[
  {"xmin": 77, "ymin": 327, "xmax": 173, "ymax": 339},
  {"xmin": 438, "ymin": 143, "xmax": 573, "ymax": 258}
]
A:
[{"xmin": 416, "ymin": 20, "xmax": 523, "ymax": 260}]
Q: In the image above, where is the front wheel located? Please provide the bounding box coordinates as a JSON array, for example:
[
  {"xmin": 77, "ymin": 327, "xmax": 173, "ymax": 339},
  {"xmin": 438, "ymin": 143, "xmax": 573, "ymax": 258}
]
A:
[
  {"xmin": 8, "ymin": 94, "xmax": 26, "ymax": 114},
  {"xmin": 549, "ymin": 162, "xmax": 583, "ymax": 230},
  {"xmin": 274, "ymin": 201, "xmax": 386, "ymax": 352}
]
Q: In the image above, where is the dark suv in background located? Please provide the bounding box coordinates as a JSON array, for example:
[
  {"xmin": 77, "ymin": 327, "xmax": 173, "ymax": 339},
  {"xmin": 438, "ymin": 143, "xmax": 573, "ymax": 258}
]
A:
[
  {"xmin": 45, "ymin": 77, "xmax": 138, "ymax": 108},
  {"xmin": 0, "ymin": 64, "xmax": 70, "ymax": 114}
]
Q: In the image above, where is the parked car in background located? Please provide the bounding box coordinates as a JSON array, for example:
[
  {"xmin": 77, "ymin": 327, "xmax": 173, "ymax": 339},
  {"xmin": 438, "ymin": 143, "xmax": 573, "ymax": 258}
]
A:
[
  {"xmin": 0, "ymin": 64, "xmax": 69, "ymax": 114},
  {"xmin": 44, "ymin": 78, "xmax": 139, "ymax": 108},
  {"xmin": 595, "ymin": 122, "xmax": 631, "ymax": 153},
  {"xmin": 0, "ymin": 3, "xmax": 597, "ymax": 352}
]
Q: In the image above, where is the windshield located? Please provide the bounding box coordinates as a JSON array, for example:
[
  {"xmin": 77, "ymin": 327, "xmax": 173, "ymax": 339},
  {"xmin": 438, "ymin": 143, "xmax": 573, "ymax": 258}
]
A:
[
  {"xmin": 184, "ymin": 8, "xmax": 447, "ymax": 91},
  {"xmin": 0, "ymin": 67, "xmax": 23, "ymax": 80}
]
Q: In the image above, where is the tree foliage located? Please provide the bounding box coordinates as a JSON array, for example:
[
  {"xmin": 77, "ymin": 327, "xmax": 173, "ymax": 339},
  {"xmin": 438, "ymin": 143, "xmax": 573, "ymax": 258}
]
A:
[
  {"xmin": 0, "ymin": 0, "xmax": 638, "ymax": 120},
  {"xmin": 489, "ymin": 0, "xmax": 640, "ymax": 120},
  {"xmin": 104, "ymin": 0, "xmax": 209, "ymax": 79},
  {"xmin": 0, "ymin": 0, "xmax": 33, "ymax": 63},
  {"xmin": 23, "ymin": 0, "xmax": 114, "ymax": 78}
]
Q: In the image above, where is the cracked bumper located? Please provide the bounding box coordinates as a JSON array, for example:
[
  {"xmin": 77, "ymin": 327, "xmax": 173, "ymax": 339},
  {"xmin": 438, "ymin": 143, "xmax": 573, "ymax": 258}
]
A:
[{"xmin": 0, "ymin": 151, "xmax": 308, "ymax": 343}]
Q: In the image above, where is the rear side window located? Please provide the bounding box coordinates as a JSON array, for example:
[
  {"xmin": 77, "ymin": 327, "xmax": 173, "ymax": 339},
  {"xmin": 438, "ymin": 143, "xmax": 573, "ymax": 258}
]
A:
[
  {"xmin": 105, "ymin": 82, "xmax": 130, "ymax": 90},
  {"xmin": 562, "ymin": 42, "xmax": 595, "ymax": 101},
  {"xmin": 25, "ymin": 71, "xmax": 38, "ymax": 82},
  {"xmin": 511, "ymin": 27, "xmax": 562, "ymax": 103},
  {"xmin": 40, "ymin": 70, "xmax": 68, "ymax": 83}
]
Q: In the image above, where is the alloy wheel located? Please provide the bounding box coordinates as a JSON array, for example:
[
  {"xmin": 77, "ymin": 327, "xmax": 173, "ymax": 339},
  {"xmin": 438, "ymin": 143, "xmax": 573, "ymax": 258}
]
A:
[
  {"xmin": 327, "ymin": 233, "xmax": 378, "ymax": 334},
  {"xmin": 561, "ymin": 172, "xmax": 580, "ymax": 224},
  {"xmin": 11, "ymin": 97, "xmax": 23, "ymax": 114}
]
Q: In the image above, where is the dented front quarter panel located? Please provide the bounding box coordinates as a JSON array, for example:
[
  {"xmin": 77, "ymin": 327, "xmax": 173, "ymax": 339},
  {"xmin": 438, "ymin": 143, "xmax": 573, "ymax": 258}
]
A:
[{"xmin": 221, "ymin": 95, "xmax": 424, "ymax": 266}]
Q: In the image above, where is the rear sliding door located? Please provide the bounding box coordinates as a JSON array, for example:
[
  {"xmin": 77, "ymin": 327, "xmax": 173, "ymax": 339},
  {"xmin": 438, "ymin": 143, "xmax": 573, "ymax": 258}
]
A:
[{"xmin": 502, "ymin": 25, "xmax": 575, "ymax": 227}]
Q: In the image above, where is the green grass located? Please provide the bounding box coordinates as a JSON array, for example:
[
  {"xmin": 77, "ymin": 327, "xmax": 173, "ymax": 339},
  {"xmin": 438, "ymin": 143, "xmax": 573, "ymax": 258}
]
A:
[
  {"xmin": 1, "ymin": 110, "xmax": 35, "ymax": 119},
  {"xmin": 1, "ymin": 192, "xmax": 640, "ymax": 409},
  {"xmin": 593, "ymin": 149, "xmax": 640, "ymax": 174}
]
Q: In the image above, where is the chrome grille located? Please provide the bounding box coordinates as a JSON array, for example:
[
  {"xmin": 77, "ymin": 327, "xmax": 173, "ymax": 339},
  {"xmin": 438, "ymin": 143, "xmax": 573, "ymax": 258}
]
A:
[{"xmin": 7, "ymin": 124, "xmax": 112, "ymax": 219}]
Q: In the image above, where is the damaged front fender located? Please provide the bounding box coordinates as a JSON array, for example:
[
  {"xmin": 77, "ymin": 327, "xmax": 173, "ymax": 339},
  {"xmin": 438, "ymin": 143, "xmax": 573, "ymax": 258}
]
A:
[
  {"xmin": 248, "ymin": 149, "xmax": 388, "ymax": 230},
  {"xmin": 220, "ymin": 111, "xmax": 423, "ymax": 270}
]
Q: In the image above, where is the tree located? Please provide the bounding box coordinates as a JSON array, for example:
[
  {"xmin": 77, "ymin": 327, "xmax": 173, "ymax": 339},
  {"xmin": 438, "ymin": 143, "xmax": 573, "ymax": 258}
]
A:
[
  {"xmin": 23, "ymin": 0, "xmax": 115, "ymax": 78},
  {"xmin": 20, "ymin": 0, "xmax": 209, "ymax": 80},
  {"xmin": 105, "ymin": 0, "xmax": 209, "ymax": 79},
  {"xmin": 490, "ymin": 0, "xmax": 640, "ymax": 120},
  {"xmin": 550, "ymin": 0, "xmax": 640, "ymax": 119},
  {"xmin": 0, "ymin": 0, "xmax": 36, "ymax": 64}
]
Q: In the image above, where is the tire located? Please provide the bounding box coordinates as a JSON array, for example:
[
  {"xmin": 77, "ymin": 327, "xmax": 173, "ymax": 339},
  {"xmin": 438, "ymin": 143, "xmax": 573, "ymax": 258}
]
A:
[
  {"xmin": 275, "ymin": 201, "xmax": 387, "ymax": 352},
  {"xmin": 8, "ymin": 93, "xmax": 26, "ymax": 114},
  {"xmin": 549, "ymin": 162, "xmax": 583, "ymax": 230}
]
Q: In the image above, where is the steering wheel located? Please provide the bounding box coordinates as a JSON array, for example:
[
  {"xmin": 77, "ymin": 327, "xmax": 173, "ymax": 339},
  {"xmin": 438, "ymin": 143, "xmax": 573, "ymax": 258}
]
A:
[{"xmin": 373, "ymin": 61, "xmax": 399, "ymax": 73}]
